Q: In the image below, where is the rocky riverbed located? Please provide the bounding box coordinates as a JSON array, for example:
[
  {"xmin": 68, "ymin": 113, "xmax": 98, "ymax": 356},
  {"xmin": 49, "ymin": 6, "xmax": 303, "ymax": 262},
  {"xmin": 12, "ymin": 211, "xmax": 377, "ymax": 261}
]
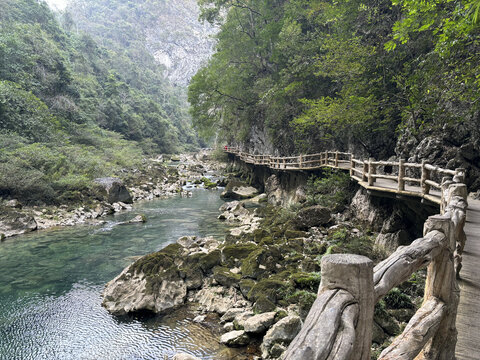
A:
[
  {"xmin": 0, "ymin": 150, "xmax": 227, "ymax": 240},
  {"xmin": 101, "ymin": 167, "xmax": 426, "ymax": 359}
]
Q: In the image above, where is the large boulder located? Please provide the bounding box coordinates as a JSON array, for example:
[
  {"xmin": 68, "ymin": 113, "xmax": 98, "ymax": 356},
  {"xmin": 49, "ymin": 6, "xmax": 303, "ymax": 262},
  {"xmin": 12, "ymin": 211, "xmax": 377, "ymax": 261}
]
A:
[
  {"xmin": 102, "ymin": 240, "xmax": 222, "ymax": 315},
  {"xmin": 221, "ymin": 180, "xmax": 259, "ymax": 200},
  {"xmin": 293, "ymin": 205, "xmax": 331, "ymax": 230},
  {"xmin": 0, "ymin": 209, "xmax": 37, "ymax": 238},
  {"xmin": 102, "ymin": 263, "xmax": 187, "ymax": 315},
  {"xmin": 261, "ymin": 315, "xmax": 302, "ymax": 358},
  {"xmin": 94, "ymin": 177, "xmax": 133, "ymax": 204}
]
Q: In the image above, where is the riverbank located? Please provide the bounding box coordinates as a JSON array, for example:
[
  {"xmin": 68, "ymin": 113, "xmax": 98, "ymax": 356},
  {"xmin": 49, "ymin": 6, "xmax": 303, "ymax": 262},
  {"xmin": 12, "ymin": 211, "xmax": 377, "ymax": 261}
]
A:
[
  {"xmin": 102, "ymin": 165, "xmax": 427, "ymax": 359},
  {"xmin": 0, "ymin": 150, "xmax": 226, "ymax": 240}
]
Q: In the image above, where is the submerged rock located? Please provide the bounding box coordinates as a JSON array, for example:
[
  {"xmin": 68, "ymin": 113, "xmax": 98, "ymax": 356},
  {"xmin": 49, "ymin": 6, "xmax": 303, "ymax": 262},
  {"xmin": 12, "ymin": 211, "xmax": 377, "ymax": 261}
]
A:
[{"xmin": 173, "ymin": 353, "xmax": 201, "ymax": 360}]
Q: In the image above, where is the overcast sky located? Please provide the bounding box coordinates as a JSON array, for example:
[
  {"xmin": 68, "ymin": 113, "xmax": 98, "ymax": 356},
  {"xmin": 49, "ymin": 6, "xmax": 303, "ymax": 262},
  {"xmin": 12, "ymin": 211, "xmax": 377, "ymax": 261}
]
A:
[{"xmin": 45, "ymin": 0, "xmax": 68, "ymax": 11}]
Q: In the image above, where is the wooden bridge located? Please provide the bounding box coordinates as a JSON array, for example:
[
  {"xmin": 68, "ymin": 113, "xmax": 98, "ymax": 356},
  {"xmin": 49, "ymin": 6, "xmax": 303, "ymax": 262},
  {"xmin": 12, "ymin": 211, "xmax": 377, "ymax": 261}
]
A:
[{"xmin": 225, "ymin": 147, "xmax": 480, "ymax": 360}]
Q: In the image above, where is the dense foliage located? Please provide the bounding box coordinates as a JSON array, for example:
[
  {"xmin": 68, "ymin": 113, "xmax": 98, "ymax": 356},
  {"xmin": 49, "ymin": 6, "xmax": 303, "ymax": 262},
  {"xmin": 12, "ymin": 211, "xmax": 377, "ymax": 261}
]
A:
[
  {"xmin": 189, "ymin": 0, "xmax": 480, "ymax": 159},
  {"xmin": 0, "ymin": 0, "xmax": 194, "ymax": 204}
]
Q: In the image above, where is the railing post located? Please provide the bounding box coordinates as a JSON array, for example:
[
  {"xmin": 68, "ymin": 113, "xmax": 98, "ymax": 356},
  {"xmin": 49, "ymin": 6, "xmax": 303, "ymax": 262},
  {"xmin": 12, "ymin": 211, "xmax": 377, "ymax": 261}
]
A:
[
  {"xmin": 362, "ymin": 160, "xmax": 368, "ymax": 182},
  {"xmin": 422, "ymin": 198, "xmax": 463, "ymax": 359},
  {"xmin": 335, "ymin": 151, "xmax": 339, "ymax": 168},
  {"xmin": 299, "ymin": 154, "xmax": 303, "ymax": 169},
  {"xmin": 421, "ymin": 160, "xmax": 431, "ymax": 195},
  {"xmin": 398, "ymin": 158, "xmax": 405, "ymax": 191},
  {"xmin": 283, "ymin": 158, "xmax": 286, "ymax": 169},
  {"xmin": 368, "ymin": 158, "xmax": 376, "ymax": 186},
  {"xmin": 454, "ymin": 168, "xmax": 466, "ymax": 184},
  {"xmin": 350, "ymin": 154, "xmax": 354, "ymax": 177},
  {"xmin": 284, "ymin": 254, "xmax": 374, "ymax": 360}
]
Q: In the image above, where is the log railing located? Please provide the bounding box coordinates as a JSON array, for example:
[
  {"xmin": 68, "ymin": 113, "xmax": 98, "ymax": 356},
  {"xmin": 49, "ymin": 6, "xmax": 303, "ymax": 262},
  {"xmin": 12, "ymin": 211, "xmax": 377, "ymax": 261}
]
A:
[
  {"xmin": 225, "ymin": 146, "xmax": 468, "ymax": 359},
  {"xmin": 224, "ymin": 147, "xmax": 465, "ymax": 205}
]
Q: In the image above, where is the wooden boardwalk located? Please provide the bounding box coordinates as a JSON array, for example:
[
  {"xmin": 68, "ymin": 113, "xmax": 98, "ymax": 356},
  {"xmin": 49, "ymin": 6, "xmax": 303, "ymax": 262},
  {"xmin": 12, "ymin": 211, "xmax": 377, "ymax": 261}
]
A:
[
  {"xmin": 227, "ymin": 147, "xmax": 479, "ymax": 358},
  {"xmin": 456, "ymin": 197, "xmax": 480, "ymax": 360}
]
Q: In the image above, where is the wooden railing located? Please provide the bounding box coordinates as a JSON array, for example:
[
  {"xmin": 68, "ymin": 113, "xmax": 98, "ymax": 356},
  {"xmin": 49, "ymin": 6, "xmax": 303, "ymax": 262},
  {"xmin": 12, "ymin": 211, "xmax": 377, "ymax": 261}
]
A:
[
  {"xmin": 224, "ymin": 147, "xmax": 464, "ymax": 205},
  {"xmin": 225, "ymin": 147, "xmax": 468, "ymax": 359}
]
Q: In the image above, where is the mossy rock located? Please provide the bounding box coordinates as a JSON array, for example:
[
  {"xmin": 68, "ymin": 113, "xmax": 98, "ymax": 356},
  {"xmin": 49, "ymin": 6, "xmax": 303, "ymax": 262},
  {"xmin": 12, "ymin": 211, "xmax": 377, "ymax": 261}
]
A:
[
  {"xmin": 239, "ymin": 279, "xmax": 256, "ymax": 298},
  {"xmin": 285, "ymin": 290, "xmax": 317, "ymax": 319},
  {"xmin": 241, "ymin": 247, "xmax": 281, "ymax": 280},
  {"xmin": 282, "ymin": 238, "xmax": 304, "ymax": 254},
  {"xmin": 284, "ymin": 229, "xmax": 308, "ymax": 239},
  {"xmin": 305, "ymin": 242, "xmax": 328, "ymax": 256},
  {"xmin": 247, "ymin": 279, "xmax": 288, "ymax": 303},
  {"xmin": 290, "ymin": 272, "xmax": 321, "ymax": 292},
  {"xmin": 129, "ymin": 243, "xmax": 182, "ymax": 275},
  {"xmin": 259, "ymin": 236, "xmax": 275, "ymax": 246},
  {"xmin": 144, "ymin": 267, "xmax": 182, "ymax": 294},
  {"xmin": 201, "ymin": 177, "xmax": 217, "ymax": 189},
  {"xmin": 198, "ymin": 250, "xmax": 222, "ymax": 273},
  {"xmin": 213, "ymin": 266, "xmax": 242, "ymax": 288},
  {"xmin": 253, "ymin": 228, "xmax": 270, "ymax": 243},
  {"xmin": 222, "ymin": 243, "xmax": 259, "ymax": 265},
  {"xmin": 300, "ymin": 258, "xmax": 321, "ymax": 273},
  {"xmin": 254, "ymin": 296, "xmax": 276, "ymax": 313}
]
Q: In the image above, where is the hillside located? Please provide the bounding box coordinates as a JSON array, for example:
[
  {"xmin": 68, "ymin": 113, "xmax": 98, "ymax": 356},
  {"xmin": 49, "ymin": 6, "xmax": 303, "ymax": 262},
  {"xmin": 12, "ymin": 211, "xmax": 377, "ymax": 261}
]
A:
[
  {"xmin": 0, "ymin": 0, "xmax": 199, "ymax": 204},
  {"xmin": 189, "ymin": 0, "xmax": 480, "ymax": 191}
]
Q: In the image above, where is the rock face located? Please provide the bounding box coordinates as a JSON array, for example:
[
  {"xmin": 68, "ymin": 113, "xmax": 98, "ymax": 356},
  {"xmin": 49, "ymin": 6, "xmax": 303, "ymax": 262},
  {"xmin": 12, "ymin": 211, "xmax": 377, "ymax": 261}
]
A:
[
  {"xmin": 293, "ymin": 206, "xmax": 331, "ymax": 230},
  {"xmin": 94, "ymin": 177, "xmax": 133, "ymax": 204},
  {"xmin": 261, "ymin": 315, "xmax": 302, "ymax": 359},
  {"xmin": 0, "ymin": 209, "xmax": 37, "ymax": 238}
]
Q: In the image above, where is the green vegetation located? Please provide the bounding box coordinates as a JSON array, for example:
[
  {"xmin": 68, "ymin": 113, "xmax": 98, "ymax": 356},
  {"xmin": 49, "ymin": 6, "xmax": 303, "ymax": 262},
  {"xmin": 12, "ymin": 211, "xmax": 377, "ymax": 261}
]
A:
[
  {"xmin": 0, "ymin": 0, "xmax": 197, "ymax": 204},
  {"xmin": 189, "ymin": 0, "xmax": 480, "ymax": 157},
  {"xmin": 305, "ymin": 169, "xmax": 354, "ymax": 212}
]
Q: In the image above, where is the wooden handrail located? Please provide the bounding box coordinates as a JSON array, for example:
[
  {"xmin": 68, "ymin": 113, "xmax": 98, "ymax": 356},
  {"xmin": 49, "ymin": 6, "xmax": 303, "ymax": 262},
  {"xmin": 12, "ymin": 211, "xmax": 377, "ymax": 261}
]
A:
[
  {"xmin": 224, "ymin": 147, "xmax": 463, "ymax": 205},
  {"xmin": 224, "ymin": 146, "xmax": 468, "ymax": 359}
]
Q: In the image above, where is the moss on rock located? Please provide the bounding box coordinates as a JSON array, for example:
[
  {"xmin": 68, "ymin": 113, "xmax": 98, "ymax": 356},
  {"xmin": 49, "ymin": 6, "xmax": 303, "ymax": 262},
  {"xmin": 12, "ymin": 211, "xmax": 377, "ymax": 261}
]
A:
[{"xmin": 213, "ymin": 266, "xmax": 242, "ymax": 288}]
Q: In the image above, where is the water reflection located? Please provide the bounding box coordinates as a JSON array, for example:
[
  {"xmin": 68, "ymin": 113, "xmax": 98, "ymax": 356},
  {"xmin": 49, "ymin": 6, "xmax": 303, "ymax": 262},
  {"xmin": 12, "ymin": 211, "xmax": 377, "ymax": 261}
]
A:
[{"xmin": 0, "ymin": 189, "xmax": 233, "ymax": 359}]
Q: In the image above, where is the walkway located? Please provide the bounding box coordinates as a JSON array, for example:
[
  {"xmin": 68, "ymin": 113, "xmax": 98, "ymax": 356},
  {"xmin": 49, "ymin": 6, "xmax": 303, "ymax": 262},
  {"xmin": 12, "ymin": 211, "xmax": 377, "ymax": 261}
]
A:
[{"xmin": 456, "ymin": 197, "xmax": 480, "ymax": 360}]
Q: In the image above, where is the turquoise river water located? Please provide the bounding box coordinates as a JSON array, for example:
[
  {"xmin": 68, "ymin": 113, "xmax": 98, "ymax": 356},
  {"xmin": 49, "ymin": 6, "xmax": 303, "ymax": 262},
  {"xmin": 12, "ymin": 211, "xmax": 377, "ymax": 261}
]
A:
[{"xmin": 0, "ymin": 189, "xmax": 234, "ymax": 360}]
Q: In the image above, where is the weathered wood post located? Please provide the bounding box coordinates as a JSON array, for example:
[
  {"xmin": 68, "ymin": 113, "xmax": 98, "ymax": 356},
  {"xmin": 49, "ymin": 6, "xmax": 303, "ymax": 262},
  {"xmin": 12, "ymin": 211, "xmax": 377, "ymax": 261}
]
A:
[
  {"xmin": 283, "ymin": 157, "xmax": 286, "ymax": 169},
  {"xmin": 284, "ymin": 254, "xmax": 374, "ymax": 360},
  {"xmin": 335, "ymin": 151, "xmax": 339, "ymax": 168},
  {"xmin": 350, "ymin": 154, "xmax": 354, "ymax": 177},
  {"xmin": 420, "ymin": 181, "xmax": 467, "ymax": 359},
  {"xmin": 299, "ymin": 154, "xmax": 303, "ymax": 169},
  {"xmin": 398, "ymin": 158, "xmax": 405, "ymax": 191},
  {"xmin": 368, "ymin": 158, "xmax": 376, "ymax": 186},
  {"xmin": 324, "ymin": 151, "xmax": 328, "ymax": 165},
  {"xmin": 362, "ymin": 160, "xmax": 368, "ymax": 182},
  {"xmin": 421, "ymin": 160, "xmax": 431, "ymax": 195}
]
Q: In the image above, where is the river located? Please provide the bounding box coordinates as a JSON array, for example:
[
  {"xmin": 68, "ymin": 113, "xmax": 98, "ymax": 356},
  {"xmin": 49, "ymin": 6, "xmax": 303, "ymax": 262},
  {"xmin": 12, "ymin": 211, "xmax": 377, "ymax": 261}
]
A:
[{"xmin": 0, "ymin": 189, "xmax": 233, "ymax": 360}]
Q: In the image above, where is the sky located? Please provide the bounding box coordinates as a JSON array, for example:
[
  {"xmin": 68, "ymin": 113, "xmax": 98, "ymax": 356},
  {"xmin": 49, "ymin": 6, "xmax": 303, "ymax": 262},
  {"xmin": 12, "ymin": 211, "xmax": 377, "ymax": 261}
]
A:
[{"xmin": 45, "ymin": 0, "xmax": 68, "ymax": 11}]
